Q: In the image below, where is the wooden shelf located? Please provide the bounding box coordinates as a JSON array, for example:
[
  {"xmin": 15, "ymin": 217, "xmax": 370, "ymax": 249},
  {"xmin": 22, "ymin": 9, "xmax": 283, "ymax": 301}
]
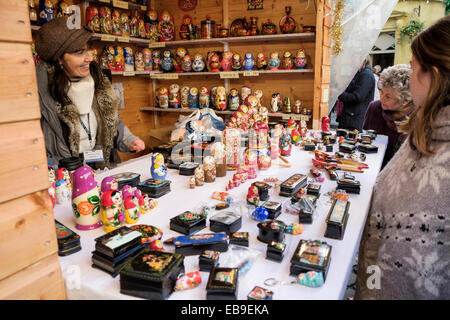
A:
[{"xmin": 86, "ymin": 0, "xmax": 148, "ymax": 11}]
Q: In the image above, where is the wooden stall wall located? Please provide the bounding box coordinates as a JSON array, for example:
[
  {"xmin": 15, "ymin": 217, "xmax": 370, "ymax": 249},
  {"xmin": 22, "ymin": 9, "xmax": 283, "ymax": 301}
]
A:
[{"xmin": 0, "ymin": 0, "xmax": 66, "ymax": 300}]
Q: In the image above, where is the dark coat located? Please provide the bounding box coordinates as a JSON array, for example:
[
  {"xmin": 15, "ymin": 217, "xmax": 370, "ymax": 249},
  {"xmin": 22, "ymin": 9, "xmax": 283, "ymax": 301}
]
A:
[{"xmin": 337, "ymin": 66, "xmax": 375, "ymax": 131}]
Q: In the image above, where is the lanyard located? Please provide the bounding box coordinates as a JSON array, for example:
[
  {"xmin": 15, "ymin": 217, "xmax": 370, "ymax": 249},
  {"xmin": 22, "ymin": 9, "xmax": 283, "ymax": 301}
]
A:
[{"xmin": 79, "ymin": 113, "xmax": 93, "ymax": 146}]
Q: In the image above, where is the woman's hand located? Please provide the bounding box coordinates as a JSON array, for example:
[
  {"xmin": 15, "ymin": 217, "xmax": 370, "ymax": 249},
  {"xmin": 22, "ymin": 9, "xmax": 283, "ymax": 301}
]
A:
[{"xmin": 129, "ymin": 139, "xmax": 145, "ymax": 153}]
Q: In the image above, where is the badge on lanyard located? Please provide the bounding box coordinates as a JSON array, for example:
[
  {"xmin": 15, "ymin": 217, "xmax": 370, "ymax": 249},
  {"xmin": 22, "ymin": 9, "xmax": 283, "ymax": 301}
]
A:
[{"xmin": 83, "ymin": 149, "xmax": 104, "ymax": 163}]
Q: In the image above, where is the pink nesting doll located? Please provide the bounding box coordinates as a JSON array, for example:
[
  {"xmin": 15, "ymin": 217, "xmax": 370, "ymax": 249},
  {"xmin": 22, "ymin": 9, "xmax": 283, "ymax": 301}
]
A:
[
  {"xmin": 72, "ymin": 166, "xmax": 102, "ymax": 230},
  {"xmin": 101, "ymin": 190, "xmax": 124, "ymax": 232},
  {"xmin": 101, "ymin": 176, "xmax": 119, "ymax": 194},
  {"xmin": 122, "ymin": 185, "xmax": 140, "ymax": 224}
]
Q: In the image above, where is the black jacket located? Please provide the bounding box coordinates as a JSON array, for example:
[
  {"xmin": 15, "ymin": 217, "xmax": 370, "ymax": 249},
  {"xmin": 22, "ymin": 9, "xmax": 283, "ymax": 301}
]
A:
[{"xmin": 337, "ymin": 66, "xmax": 375, "ymax": 131}]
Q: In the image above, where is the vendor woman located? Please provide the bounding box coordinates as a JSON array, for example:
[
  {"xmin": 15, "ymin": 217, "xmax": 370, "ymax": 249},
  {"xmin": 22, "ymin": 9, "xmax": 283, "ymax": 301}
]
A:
[{"xmin": 35, "ymin": 17, "xmax": 145, "ymax": 168}]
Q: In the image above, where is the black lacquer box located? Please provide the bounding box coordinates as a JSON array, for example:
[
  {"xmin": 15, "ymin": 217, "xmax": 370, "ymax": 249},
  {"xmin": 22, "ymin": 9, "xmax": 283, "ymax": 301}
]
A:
[
  {"xmin": 91, "ymin": 244, "xmax": 143, "ymax": 277},
  {"xmin": 119, "ymin": 249, "xmax": 185, "ymax": 300},
  {"xmin": 229, "ymin": 232, "xmax": 249, "ymax": 247},
  {"xmin": 266, "ymin": 240, "xmax": 286, "ymax": 262},
  {"xmin": 324, "ymin": 199, "xmax": 350, "ymax": 240},
  {"xmin": 326, "ymin": 144, "xmax": 334, "ymax": 152},
  {"xmin": 295, "ymin": 197, "xmax": 315, "ymax": 224},
  {"xmin": 168, "ymin": 232, "xmax": 229, "ymax": 256},
  {"xmin": 337, "ymin": 178, "xmax": 361, "ymax": 194},
  {"xmin": 358, "ymin": 143, "xmax": 379, "ymax": 153},
  {"xmin": 179, "ymin": 162, "xmax": 200, "ymax": 176},
  {"xmin": 360, "ymin": 134, "xmax": 373, "ymax": 144},
  {"xmin": 199, "ymin": 250, "xmax": 220, "ymax": 272},
  {"xmin": 307, "ymin": 183, "xmax": 321, "ymax": 197},
  {"xmin": 257, "ymin": 220, "xmax": 286, "ymax": 244},
  {"xmin": 247, "ymin": 286, "xmax": 274, "ymax": 300},
  {"xmin": 339, "ymin": 143, "xmax": 356, "ymax": 153},
  {"xmin": 137, "ymin": 179, "xmax": 171, "ymax": 198},
  {"xmin": 112, "ymin": 172, "xmax": 141, "ymax": 189},
  {"xmin": 304, "ymin": 143, "xmax": 316, "ymax": 151},
  {"xmin": 262, "ymin": 201, "xmax": 282, "ymax": 219},
  {"xmin": 279, "ymin": 173, "xmax": 307, "ymax": 197},
  {"xmin": 209, "ymin": 211, "xmax": 242, "ymax": 234},
  {"xmin": 170, "ymin": 211, "xmax": 206, "ymax": 235},
  {"xmin": 251, "ymin": 181, "xmax": 271, "ymax": 201},
  {"xmin": 336, "ymin": 129, "xmax": 348, "ymax": 138},
  {"xmin": 55, "ymin": 220, "xmax": 81, "ymax": 256},
  {"xmin": 206, "ymin": 267, "xmax": 239, "ymax": 300},
  {"xmin": 290, "ymin": 239, "xmax": 332, "ymax": 280},
  {"xmin": 291, "ymin": 193, "xmax": 318, "ymax": 207}
]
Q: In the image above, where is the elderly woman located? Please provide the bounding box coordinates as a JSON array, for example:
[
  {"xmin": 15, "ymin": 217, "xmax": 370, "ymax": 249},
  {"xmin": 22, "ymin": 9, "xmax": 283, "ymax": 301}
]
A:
[
  {"xmin": 363, "ymin": 64, "xmax": 414, "ymax": 168},
  {"xmin": 35, "ymin": 17, "xmax": 145, "ymax": 169}
]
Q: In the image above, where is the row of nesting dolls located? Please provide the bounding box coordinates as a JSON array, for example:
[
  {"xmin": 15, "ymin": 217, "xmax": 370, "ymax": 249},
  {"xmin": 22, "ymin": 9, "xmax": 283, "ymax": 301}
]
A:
[
  {"xmin": 29, "ymin": 0, "xmax": 73, "ymax": 25},
  {"xmin": 86, "ymin": 6, "xmax": 174, "ymax": 42}
]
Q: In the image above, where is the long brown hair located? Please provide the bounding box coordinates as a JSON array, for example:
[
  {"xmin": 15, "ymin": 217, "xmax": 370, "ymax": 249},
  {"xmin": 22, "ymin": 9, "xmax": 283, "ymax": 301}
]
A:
[{"xmin": 399, "ymin": 15, "xmax": 450, "ymax": 156}]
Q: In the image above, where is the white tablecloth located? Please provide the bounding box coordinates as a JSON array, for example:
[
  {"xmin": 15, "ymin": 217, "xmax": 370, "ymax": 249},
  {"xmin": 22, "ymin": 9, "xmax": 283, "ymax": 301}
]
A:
[{"xmin": 54, "ymin": 133, "xmax": 387, "ymax": 300}]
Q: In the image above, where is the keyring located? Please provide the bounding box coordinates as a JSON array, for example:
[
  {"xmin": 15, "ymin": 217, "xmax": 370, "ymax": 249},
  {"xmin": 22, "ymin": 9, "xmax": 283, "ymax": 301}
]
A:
[{"xmin": 264, "ymin": 277, "xmax": 279, "ymax": 287}]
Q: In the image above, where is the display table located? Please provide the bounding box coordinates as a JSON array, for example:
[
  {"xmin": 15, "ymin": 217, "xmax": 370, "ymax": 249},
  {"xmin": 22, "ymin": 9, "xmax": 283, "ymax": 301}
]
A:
[{"xmin": 54, "ymin": 134, "xmax": 387, "ymax": 300}]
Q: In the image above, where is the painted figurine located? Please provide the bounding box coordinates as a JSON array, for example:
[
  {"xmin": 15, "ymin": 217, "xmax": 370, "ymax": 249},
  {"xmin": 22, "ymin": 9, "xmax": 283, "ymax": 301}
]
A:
[
  {"xmin": 243, "ymin": 52, "xmax": 254, "ymax": 71},
  {"xmin": 281, "ymin": 51, "xmax": 294, "ymax": 70},
  {"xmin": 101, "ymin": 176, "xmax": 119, "ymax": 194},
  {"xmin": 189, "ymin": 177, "xmax": 196, "ymax": 189},
  {"xmin": 282, "ymin": 96, "xmax": 292, "ymax": 113},
  {"xmin": 124, "ymin": 47, "xmax": 134, "ymax": 72},
  {"xmin": 169, "ymin": 83, "xmax": 181, "ymax": 108},
  {"xmin": 181, "ymin": 86, "xmax": 190, "ymax": 108},
  {"xmin": 299, "ymin": 120, "xmax": 308, "ymax": 139},
  {"xmin": 295, "ymin": 49, "xmax": 307, "ymax": 69},
  {"xmin": 151, "ymin": 153, "xmax": 168, "ymax": 180},
  {"xmin": 71, "ymin": 166, "xmax": 102, "ymax": 230},
  {"xmin": 161, "ymin": 50, "xmax": 174, "ymax": 73},
  {"xmin": 215, "ymin": 86, "xmax": 227, "ymax": 111},
  {"xmin": 55, "ymin": 179, "xmax": 70, "ymax": 205},
  {"xmin": 100, "ymin": 190, "xmax": 124, "ymax": 232},
  {"xmin": 144, "ymin": 9, "xmax": 159, "ymax": 41},
  {"xmin": 174, "ymin": 47, "xmax": 188, "ymax": 73},
  {"xmin": 232, "ymin": 53, "xmax": 242, "ymax": 71},
  {"xmin": 56, "ymin": 167, "xmax": 71, "ymax": 192},
  {"xmin": 158, "ymin": 10, "xmax": 175, "ymax": 42},
  {"xmin": 240, "ymin": 86, "xmax": 252, "ymax": 105},
  {"xmin": 120, "ymin": 12, "xmax": 130, "ymax": 37},
  {"xmin": 247, "ymin": 185, "xmax": 260, "ymax": 206},
  {"xmin": 39, "ymin": 0, "xmax": 55, "ymax": 26},
  {"xmin": 181, "ymin": 55, "xmax": 192, "ymax": 72},
  {"xmin": 203, "ymin": 156, "xmax": 216, "ymax": 183},
  {"xmin": 321, "ymin": 116, "xmax": 330, "ymax": 132},
  {"xmin": 86, "ymin": 6, "xmax": 100, "ymax": 33},
  {"xmin": 129, "ymin": 11, "xmax": 139, "ymax": 37},
  {"xmin": 211, "ymin": 142, "xmax": 226, "ymax": 177},
  {"xmin": 135, "ymin": 51, "xmax": 145, "ymax": 71},
  {"xmin": 138, "ymin": 16, "xmax": 146, "ymax": 39},
  {"xmin": 228, "ymin": 88, "xmax": 240, "ymax": 111},
  {"xmin": 221, "ymin": 51, "xmax": 233, "ymax": 71},
  {"xmin": 156, "ymin": 86, "xmax": 169, "ymax": 108},
  {"xmin": 271, "ymin": 92, "xmax": 281, "ymax": 113},
  {"xmin": 294, "ymin": 100, "xmax": 302, "ymax": 114},
  {"xmin": 192, "ymin": 54, "xmax": 205, "ymax": 72},
  {"xmin": 179, "ymin": 14, "xmax": 195, "ymax": 40},
  {"xmin": 199, "ymin": 86, "xmax": 210, "ymax": 109},
  {"xmin": 111, "ymin": 9, "xmax": 121, "ymax": 36},
  {"xmin": 152, "ymin": 50, "xmax": 161, "ymax": 71},
  {"xmin": 123, "ymin": 193, "xmax": 140, "ymax": 225},
  {"xmin": 142, "ymin": 48, "xmax": 152, "ymax": 71},
  {"xmin": 188, "ymin": 87, "xmax": 199, "ymax": 108},
  {"xmin": 138, "ymin": 193, "xmax": 157, "ymax": 214},
  {"xmin": 256, "ymin": 52, "xmax": 267, "ymax": 70},
  {"xmin": 99, "ymin": 6, "xmax": 112, "ymax": 34},
  {"xmin": 280, "ymin": 132, "xmax": 292, "ymax": 156},
  {"xmin": 207, "ymin": 52, "xmax": 221, "ymax": 72},
  {"xmin": 194, "ymin": 166, "xmax": 205, "ymax": 186},
  {"xmin": 268, "ymin": 52, "xmax": 280, "ymax": 70}
]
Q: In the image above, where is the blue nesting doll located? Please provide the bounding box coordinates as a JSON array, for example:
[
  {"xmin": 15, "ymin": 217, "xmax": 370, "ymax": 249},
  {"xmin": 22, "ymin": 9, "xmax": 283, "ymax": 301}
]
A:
[
  {"xmin": 243, "ymin": 53, "xmax": 254, "ymax": 71},
  {"xmin": 188, "ymin": 87, "xmax": 199, "ymax": 108},
  {"xmin": 161, "ymin": 50, "xmax": 174, "ymax": 73},
  {"xmin": 151, "ymin": 153, "xmax": 168, "ymax": 180}
]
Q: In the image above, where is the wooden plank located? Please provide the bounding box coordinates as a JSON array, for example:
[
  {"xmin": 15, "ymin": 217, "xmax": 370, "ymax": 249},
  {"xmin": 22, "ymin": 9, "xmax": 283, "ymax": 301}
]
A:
[
  {"xmin": 0, "ymin": 191, "xmax": 56, "ymax": 281},
  {"xmin": 313, "ymin": 0, "xmax": 325, "ymax": 130},
  {"xmin": 0, "ymin": 120, "xmax": 49, "ymax": 203},
  {"xmin": 0, "ymin": 253, "xmax": 66, "ymax": 300},
  {"xmin": 0, "ymin": 42, "xmax": 40, "ymax": 124},
  {"xmin": 0, "ymin": 0, "xmax": 31, "ymax": 43}
]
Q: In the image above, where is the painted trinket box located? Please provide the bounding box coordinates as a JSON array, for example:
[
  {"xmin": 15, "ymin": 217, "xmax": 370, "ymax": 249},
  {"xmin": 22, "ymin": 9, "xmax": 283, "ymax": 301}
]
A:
[
  {"xmin": 290, "ymin": 239, "xmax": 332, "ymax": 280},
  {"xmin": 336, "ymin": 129, "xmax": 348, "ymax": 138},
  {"xmin": 304, "ymin": 143, "xmax": 316, "ymax": 151},
  {"xmin": 137, "ymin": 179, "xmax": 171, "ymax": 198},
  {"xmin": 229, "ymin": 232, "xmax": 249, "ymax": 247},
  {"xmin": 199, "ymin": 250, "xmax": 220, "ymax": 272},
  {"xmin": 337, "ymin": 178, "xmax": 360, "ymax": 194},
  {"xmin": 111, "ymin": 172, "xmax": 141, "ymax": 190},
  {"xmin": 55, "ymin": 220, "xmax": 81, "ymax": 256},
  {"xmin": 247, "ymin": 286, "xmax": 274, "ymax": 300},
  {"xmin": 170, "ymin": 211, "xmax": 207, "ymax": 235},
  {"xmin": 339, "ymin": 143, "xmax": 356, "ymax": 153},
  {"xmin": 179, "ymin": 161, "xmax": 200, "ymax": 176},
  {"xmin": 262, "ymin": 201, "xmax": 282, "ymax": 219},
  {"xmin": 279, "ymin": 174, "xmax": 307, "ymax": 197},
  {"xmin": 307, "ymin": 183, "xmax": 321, "ymax": 197},
  {"xmin": 257, "ymin": 219, "xmax": 286, "ymax": 244},
  {"xmin": 209, "ymin": 211, "xmax": 242, "ymax": 234},
  {"xmin": 266, "ymin": 240, "xmax": 286, "ymax": 262},
  {"xmin": 206, "ymin": 267, "xmax": 239, "ymax": 300},
  {"xmin": 291, "ymin": 192, "xmax": 318, "ymax": 207},
  {"xmin": 251, "ymin": 181, "xmax": 271, "ymax": 201},
  {"xmin": 358, "ymin": 143, "xmax": 378, "ymax": 153},
  {"xmin": 119, "ymin": 249, "xmax": 185, "ymax": 300},
  {"xmin": 130, "ymin": 224, "xmax": 163, "ymax": 247},
  {"xmin": 167, "ymin": 232, "xmax": 229, "ymax": 256},
  {"xmin": 325, "ymin": 199, "xmax": 350, "ymax": 240}
]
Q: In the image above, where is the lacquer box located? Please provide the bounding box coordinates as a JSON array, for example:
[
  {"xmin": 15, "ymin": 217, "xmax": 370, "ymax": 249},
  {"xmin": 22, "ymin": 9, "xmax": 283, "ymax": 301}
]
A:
[
  {"xmin": 169, "ymin": 232, "xmax": 229, "ymax": 256},
  {"xmin": 137, "ymin": 178, "xmax": 171, "ymax": 198},
  {"xmin": 324, "ymin": 199, "xmax": 350, "ymax": 240},
  {"xmin": 209, "ymin": 211, "xmax": 242, "ymax": 234},
  {"xmin": 119, "ymin": 249, "xmax": 185, "ymax": 300},
  {"xmin": 279, "ymin": 173, "xmax": 307, "ymax": 197},
  {"xmin": 295, "ymin": 197, "xmax": 315, "ymax": 224},
  {"xmin": 229, "ymin": 232, "xmax": 249, "ymax": 247},
  {"xmin": 358, "ymin": 143, "xmax": 378, "ymax": 153},
  {"xmin": 55, "ymin": 220, "xmax": 81, "ymax": 256},
  {"xmin": 336, "ymin": 129, "xmax": 348, "ymax": 138},
  {"xmin": 130, "ymin": 224, "xmax": 163, "ymax": 247},
  {"xmin": 111, "ymin": 172, "xmax": 141, "ymax": 189},
  {"xmin": 251, "ymin": 181, "xmax": 271, "ymax": 201},
  {"xmin": 247, "ymin": 286, "xmax": 274, "ymax": 300},
  {"xmin": 290, "ymin": 239, "xmax": 332, "ymax": 280},
  {"xmin": 306, "ymin": 183, "xmax": 321, "ymax": 197},
  {"xmin": 291, "ymin": 193, "xmax": 318, "ymax": 207},
  {"xmin": 170, "ymin": 211, "xmax": 206, "ymax": 235},
  {"xmin": 337, "ymin": 178, "xmax": 361, "ymax": 194},
  {"xmin": 199, "ymin": 250, "xmax": 220, "ymax": 272},
  {"xmin": 339, "ymin": 143, "xmax": 356, "ymax": 153},
  {"xmin": 179, "ymin": 161, "xmax": 200, "ymax": 176},
  {"xmin": 304, "ymin": 143, "xmax": 316, "ymax": 151},
  {"xmin": 257, "ymin": 220, "xmax": 286, "ymax": 244},
  {"xmin": 262, "ymin": 201, "xmax": 282, "ymax": 219},
  {"xmin": 206, "ymin": 267, "xmax": 239, "ymax": 300},
  {"xmin": 266, "ymin": 240, "xmax": 286, "ymax": 262}
]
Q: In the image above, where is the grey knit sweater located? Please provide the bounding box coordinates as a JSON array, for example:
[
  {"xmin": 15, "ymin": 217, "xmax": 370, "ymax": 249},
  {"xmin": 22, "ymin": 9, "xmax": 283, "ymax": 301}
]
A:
[{"xmin": 355, "ymin": 105, "xmax": 450, "ymax": 300}]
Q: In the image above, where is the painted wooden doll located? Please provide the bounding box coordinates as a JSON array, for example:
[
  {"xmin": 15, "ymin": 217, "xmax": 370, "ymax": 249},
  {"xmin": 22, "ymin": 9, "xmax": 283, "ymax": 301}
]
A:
[
  {"xmin": 138, "ymin": 193, "xmax": 157, "ymax": 214},
  {"xmin": 221, "ymin": 51, "xmax": 233, "ymax": 71},
  {"xmin": 144, "ymin": 9, "xmax": 159, "ymax": 41},
  {"xmin": 280, "ymin": 132, "xmax": 292, "ymax": 156},
  {"xmin": 111, "ymin": 9, "xmax": 121, "ymax": 36},
  {"xmin": 199, "ymin": 86, "xmax": 210, "ymax": 109},
  {"xmin": 194, "ymin": 166, "xmax": 205, "ymax": 186},
  {"xmin": 228, "ymin": 88, "xmax": 240, "ymax": 111},
  {"xmin": 256, "ymin": 52, "xmax": 267, "ymax": 70},
  {"xmin": 99, "ymin": 6, "xmax": 112, "ymax": 34},
  {"xmin": 158, "ymin": 10, "xmax": 175, "ymax": 42},
  {"xmin": 211, "ymin": 142, "xmax": 227, "ymax": 177},
  {"xmin": 189, "ymin": 87, "xmax": 199, "ymax": 108},
  {"xmin": 243, "ymin": 53, "xmax": 254, "ymax": 71},
  {"xmin": 152, "ymin": 50, "xmax": 161, "ymax": 71},
  {"xmin": 216, "ymin": 86, "xmax": 227, "ymax": 111},
  {"xmin": 169, "ymin": 83, "xmax": 181, "ymax": 108},
  {"xmin": 123, "ymin": 194, "xmax": 140, "ymax": 225},
  {"xmin": 156, "ymin": 86, "xmax": 169, "ymax": 109},
  {"xmin": 86, "ymin": 6, "xmax": 100, "ymax": 32},
  {"xmin": 181, "ymin": 86, "xmax": 190, "ymax": 108},
  {"xmin": 232, "ymin": 53, "xmax": 242, "ymax": 71},
  {"xmin": 175, "ymin": 47, "xmax": 187, "ymax": 72},
  {"xmin": 135, "ymin": 51, "xmax": 145, "ymax": 71},
  {"xmin": 100, "ymin": 190, "xmax": 124, "ymax": 232},
  {"xmin": 142, "ymin": 48, "xmax": 152, "ymax": 71},
  {"xmin": 161, "ymin": 50, "xmax": 174, "ymax": 73},
  {"xmin": 129, "ymin": 11, "xmax": 139, "ymax": 37},
  {"xmin": 295, "ymin": 49, "xmax": 307, "ymax": 69},
  {"xmin": 120, "ymin": 12, "xmax": 130, "ymax": 37},
  {"xmin": 72, "ymin": 166, "xmax": 102, "ymax": 230},
  {"xmin": 247, "ymin": 185, "xmax": 260, "ymax": 206},
  {"xmin": 124, "ymin": 47, "xmax": 134, "ymax": 72},
  {"xmin": 268, "ymin": 52, "xmax": 280, "ymax": 70},
  {"xmin": 281, "ymin": 51, "xmax": 294, "ymax": 70},
  {"xmin": 271, "ymin": 92, "xmax": 281, "ymax": 113},
  {"xmin": 101, "ymin": 176, "xmax": 119, "ymax": 194},
  {"xmin": 151, "ymin": 153, "xmax": 168, "ymax": 180},
  {"xmin": 203, "ymin": 156, "xmax": 216, "ymax": 183},
  {"xmin": 39, "ymin": 0, "xmax": 55, "ymax": 26},
  {"xmin": 181, "ymin": 55, "xmax": 192, "ymax": 72},
  {"xmin": 56, "ymin": 167, "xmax": 71, "ymax": 192},
  {"xmin": 55, "ymin": 179, "xmax": 70, "ymax": 204},
  {"xmin": 207, "ymin": 52, "xmax": 221, "ymax": 72},
  {"xmin": 192, "ymin": 54, "xmax": 205, "ymax": 72}
]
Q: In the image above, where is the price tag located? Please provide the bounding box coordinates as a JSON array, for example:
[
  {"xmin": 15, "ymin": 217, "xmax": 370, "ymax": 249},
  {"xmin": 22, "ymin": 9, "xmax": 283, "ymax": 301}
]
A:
[
  {"xmin": 281, "ymin": 114, "xmax": 291, "ymax": 120},
  {"xmin": 141, "ymin": 5, "xmax": 147, "ymax": 11},
  {"xmin": 220, "ymin": 72, "xmax": 239, "ymax": 79},
  {"xmin": 99, "ymin": 0, "xmax": 110, "ymax": 3},
  {"xmin": 149, "ymin": 41, "xmax": 166, "ymax": 48},
  {"xmin": 117, "ymin": 36, "xmax": 130, "ymax": 43},
  {"xmin": 243, "ymin": 71, "xmax": 259, "ymax": 77},
  {"xmin": 101, "ymin": 34, "xmax": 116, "ymax": 42},
  {"xmin": 123, "ymin": 71, "xmax": 135, "ymax": 76},
  {"xmin": 112, "ymin": 0, "xmax": 129, "ymax": 9},
  {"xmin": 151, "ymin": 73, "xmax": 179, "ymax": 80}
]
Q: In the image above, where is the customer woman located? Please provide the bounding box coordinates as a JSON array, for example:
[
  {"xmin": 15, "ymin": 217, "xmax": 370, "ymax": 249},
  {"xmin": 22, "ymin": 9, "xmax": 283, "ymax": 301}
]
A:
[
  {"xmin": 355, "ymin": 15, "xmax": 450, "ymax": 299},
  {"xmin": 35, "ymin": 17, "xmax": 145, "ymax": 168},
  {"xmin": 363, "ymin": 64, "xmax": 414, "ymax": 168}
]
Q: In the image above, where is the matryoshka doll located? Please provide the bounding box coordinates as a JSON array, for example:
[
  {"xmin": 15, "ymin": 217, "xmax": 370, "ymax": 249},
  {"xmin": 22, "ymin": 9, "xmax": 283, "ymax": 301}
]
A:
[
  {"xmin": 100, "ymin": 190, "xmax": 124, "ymax": 232},
  {"xmin": 228, "ymin": 88, "xmax": 240, "ymax": 111},
  {"xmin": 179, "ymin": 14, "xmax": 193, "ymax": 40},
  {"xmin": 181, "ymin": 86, "xmax": 190, "ymax": 108},
  {"xmin": 279, "ymin": 132, "xmax": 292, "ymax": 156},
  {"xmin": 181, "ymin": 55, "xmax": 192, "ymax": 72},
  {"xmin": 152, "ymin": 50, "xmax": 161, "ymax": 71},
  {"xmin": 254, "ymin": 89, "xmax": 264, "ymax": 108},
  {"xmin": 281, "ymin": 51, "xmax": 294, "ymax": 70},
  {"xmin": 124, "ymin": 47, "xmax": 134, "ymax": 72},
  {"xmin": 169, "ymin": 83, "xmax": 181, "ymax": 108},
  {"xmin": 321, "ymin": 116, "xmax": 330, "ymax": 132},
  {"xmin": 114, "ymin": 46, "xmax": 125, "ymax": 71},
  {"xmin": 145, "ymin": 9, "xmax": 159, "ymax": 41},
  {"xmin": 29, "ymin": 0, "xmax": 38, "ymax": 25},
  {"xmin": 188, "ymin": 87, "xmax": 199, "ymax": 108},
  {"xmin": 286, "ymin": 119, "xmax": 297, "ymax": 136},
  {"xmin": 291, "ymin": 128, "xmax": 301, "ymax": 146},
  {"xmin": 203, "ymin": 156, "xmax": 216, "ymax": 183},
  {"xmin": 295, "ymin": 49, "xmax": 307, "ymax": 69},
  {"xmin": 56, "ymin": 167, "xmax": 71, "ymax": 192},
  {"xmin": 232, "ymin": 53, "xmax": 242, "ymax": 71},
  {"xmin": 199, "ymin": 86, "xmax": 210, "ymax": 109},
  {"xmin": 156, "ymin": 86, "xmax": 169, "ymax": 109},
  {"xmin": 123, "ymin": 190, "xmax": 140, "ymax": 225},
  {"xmin": 99, "ymin": 6, "xmax": 112, "ymax": 34},
  {"xmin": 161, "ymin": 50, "xmax": 174, "ymax": 73},
  {"xmin": 135, "ymin": 50, "xmax": 145, "ymax": 71},
  {"xmin": 129, "ymin": 11, "xmax": 139, "ymax": 38},
  {"xmin": 247, "ymin": 185, "xmax": 259, "ymax": 206},
  {"xmin": 216, "ymin": 86, "xmax": 227, "ymax": 111},
  {"xmin": 293, "ymin": 100, "xmax": 302, "ymax": 114},
  {"xmin": 224, "ymin": 128, "xmax": 241, "ymax": 171},
  {"xmin": 138, "ymin": 16, "xmax": 146, "ymax": 39},
  {"xmin": 48, "ymin": 168, "xmax": 56, "ymax": 208},
  {"xmin": 174, "ymin": 47, "xmax": 187, "ymax": 73},
  {"xmin": 39, "ymin": 0, "xmax": 55, "ymax": 25},
  {"xmin": 240, "ymin": 86, "xmax": 251, "ymax": 105},
  {"xmin": 256, "ymin": 52, "xmax": 267, "ymax": 70},
  {"xmin": 210, "ymin": 86, "xmax": 218, "ymax": 107},
  {"xmin": 192, "ymin": 54, "xmax": 205, "ymax": 72},
  {"xmin": 111, "ymin": 9, "xmax": 121, "ymax": 36},
  {"xmin": 151, "ymin": 153, "xmax": 168, "ymax": 180},
  {"xmin": 142, "ymin": 48, "xmax": 152, "ymax": 71},
  {"xmin": 271, "ymin": 92, "xmax": 281, "ymax": 113},
  {"xmin": 207, "ymin": 52, "xmax": 221, "ymax": 72},
  {"xmin": 100, "ymin": 176, "xmax": 118, "ymax": 194},
  {"xmin": 270, "ymin": 125, "xmax": 282, "ymax": 159},
  {"xmin": 221, "ymin": 51, "xmax": 233, "ymax": 71},
  {"xmin": 282, "ymin": 96, "xmax": 292, "ymax": 113},
  {"xmin": 120, "ymin": 12, "xmax": 130, "ymax": 37},
  {"xmin": 56, "ymin": 1, "xmax": 70, "ymax": 18},
  {"xmin": 55, "ymin": 179, "xmax": 70, "ymax": 205},
  {"xmin": 299, "ymin": 120, "xmax": 308, "ymax": 139},
  {"xmin": 268, "ymin": 52, "xmax": 280, "ymax": 70},
  {"xmin": 194, "ymin": 166, "xmax": 204, "ymax": 186},
  {"xmin": 86, "ymin": 6, "xmax": 100, "ymax": 32},
  {"xmin": 243, "ymin": 53, "xmax": 254, "ymax": 71},
  {"xmin": 71, "ymin": 166, "xmax": 102, "ymax": 230},
  {"xmin": 158, "ymin": 10, "xmax": 175, "ymax": 42},
  {"xmin": 138, "ymin": 193, "xmax": 157, "ymax": 214},
  {"xmin": 211, "ymin": 142, "xmax": 226, "ymax": 177}
]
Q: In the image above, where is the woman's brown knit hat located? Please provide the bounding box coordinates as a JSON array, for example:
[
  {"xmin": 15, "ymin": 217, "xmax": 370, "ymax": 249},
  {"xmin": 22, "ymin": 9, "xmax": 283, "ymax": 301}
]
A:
[{"xmin": 35, "ymin": 17, "xmax": 93, "ymax": 62}]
